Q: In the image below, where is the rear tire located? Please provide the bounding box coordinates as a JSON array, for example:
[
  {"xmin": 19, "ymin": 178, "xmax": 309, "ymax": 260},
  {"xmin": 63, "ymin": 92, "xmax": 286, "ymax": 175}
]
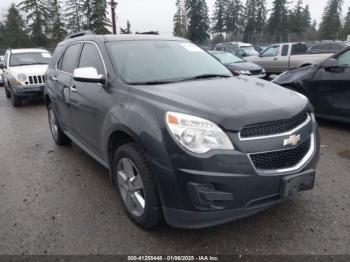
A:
[
  {"xmin": 113, "ymin": 143, "xmax": 162, "ymax": 229},
  {"xmin": 10, "ymin": 86, "xmax": 21, "ymax": 107},
  {"xmin": 48, "ymin": 103, "xmax": 71, "ymax": 146}
]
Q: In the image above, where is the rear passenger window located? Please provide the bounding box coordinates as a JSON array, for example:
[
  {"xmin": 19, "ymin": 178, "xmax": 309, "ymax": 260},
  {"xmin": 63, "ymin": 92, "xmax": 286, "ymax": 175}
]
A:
[
  {"xmin": 78, "ymin": 43, "xmax": 105, "ymax": 75},
  {"xmin": 281, "ymin": 45, "xmax": 289, "ymax": 56},
  {"xmin": 60, "ymin": 44, "xmax": 81, "ymax": 74}
]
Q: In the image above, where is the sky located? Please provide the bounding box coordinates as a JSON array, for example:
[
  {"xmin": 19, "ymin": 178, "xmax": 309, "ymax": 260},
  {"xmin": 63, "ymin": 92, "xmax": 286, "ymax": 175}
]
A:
[{"xmin": 0, "ymin": 0, "xmax": 349, "ymax": 35}]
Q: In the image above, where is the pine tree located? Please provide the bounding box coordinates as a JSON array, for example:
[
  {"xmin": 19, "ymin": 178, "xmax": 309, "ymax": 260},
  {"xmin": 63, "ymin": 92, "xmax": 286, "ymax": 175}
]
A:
[
  {"xmin": 302, "ymin": 5, "xmax": 312, "ymax": 29},
  {"xmin": 290, "ymin": 0, "xmax": 305, "ymax": 40},
  {"xmin": 341, "ymin": 7, "xmax": 350, "ymax": 39},
  {"xmin": 83, "ymin": 0, "xmax": 111, "ymax": 34},
  {"xmin": 173, "ymin": 0, "xmax": 187, "ymax": 37},
  {"xmin": 3, "ymin": 4, "xmax": 30, "ymax": 48},
  {"xmin": 18, "ymin": 0, "xmax": 49, "ymax": 46},
  {"xmin": 65, "ymin": 0, "xmax": 84, "ymax": 33},
  {"xmin": 267, "ymin": 0, "xmax": 289, "ymax": 42},
  {"xmin": 243, "ymin": 0, "xmax": 266, "ymax": 43},
  {"xmin": 212, "ymin": 0, "xmax": 226, "ymax": 34},
  {"xmin": 49, "ymin": 0, "xmax": 66, "ymax": 44},
  {"xmin": 185, "ymin": 0, "xmax": 210, "ymax": 43},
  {"xmin": 319, "ymin": 0, "xmax": 343, "ymax": 40},
  {"xmin": 224, "ymin": 0, "xmax": 242, "ymax": 36}
]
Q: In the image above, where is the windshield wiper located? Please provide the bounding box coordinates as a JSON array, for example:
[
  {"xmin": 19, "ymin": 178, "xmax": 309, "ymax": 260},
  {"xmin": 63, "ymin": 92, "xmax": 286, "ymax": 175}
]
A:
[
  {"xmin": 178, "ymin": 74, "xmax": 231, "ymax": 82},
  {"xmin": 126, "ymin": 80, "xmax": 176, "ymax": 85}
]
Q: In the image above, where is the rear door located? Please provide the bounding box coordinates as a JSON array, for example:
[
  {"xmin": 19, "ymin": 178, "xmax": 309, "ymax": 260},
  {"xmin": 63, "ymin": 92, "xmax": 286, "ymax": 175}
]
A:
[
  {"xmin": 307, "ymin": 49, "xmax": 350, "ymax": 120},
  {"xmin": 51, "ymin": 43, "xmax": 82, "ymax": 131},
  {"xmin": 70, "ymin": 42, "xmax": 106, "ymax": 154}
]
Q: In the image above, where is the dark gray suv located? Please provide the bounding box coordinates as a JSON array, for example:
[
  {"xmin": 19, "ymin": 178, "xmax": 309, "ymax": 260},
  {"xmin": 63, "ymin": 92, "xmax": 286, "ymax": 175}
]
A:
[{"xmin": 45, "ymin": 33, "xmax": 320, "ymax": 229}]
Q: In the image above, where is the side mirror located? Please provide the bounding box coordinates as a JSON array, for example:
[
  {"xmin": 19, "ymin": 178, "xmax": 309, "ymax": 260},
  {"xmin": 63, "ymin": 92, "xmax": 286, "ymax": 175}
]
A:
[
  {"xmin": 73, "ymin": 67, "xmax": 105, "ymax": 84},
  {"xmin": 0, "ymin": 63, "xmax": 6, "ymax": 70},
  {"xmin": 259, "ymin": 52, "xmax": 263, "ymax": 57}
]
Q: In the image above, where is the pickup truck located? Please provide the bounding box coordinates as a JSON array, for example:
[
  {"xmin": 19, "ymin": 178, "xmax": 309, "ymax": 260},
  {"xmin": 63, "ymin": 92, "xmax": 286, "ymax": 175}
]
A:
[{"xmin": 245, "ymin": 42, "xmax": 332, "ymax": 75}]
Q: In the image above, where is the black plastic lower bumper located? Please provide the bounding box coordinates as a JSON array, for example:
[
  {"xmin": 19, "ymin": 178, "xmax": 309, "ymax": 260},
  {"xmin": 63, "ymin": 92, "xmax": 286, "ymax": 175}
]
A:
[{"xmin": 160, "ymin": 168, "xmax": 316, "ymax": 229}]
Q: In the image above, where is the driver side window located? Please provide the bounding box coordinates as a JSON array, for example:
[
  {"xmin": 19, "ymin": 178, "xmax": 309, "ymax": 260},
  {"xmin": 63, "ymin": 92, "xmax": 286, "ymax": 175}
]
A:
[
  {"xmin": 337, "ymin": 50, "xmax": 350, "ymax": 67},
  {"xmin": 262, "ymin": 46, "xmax": 279, "ymax": 57}
]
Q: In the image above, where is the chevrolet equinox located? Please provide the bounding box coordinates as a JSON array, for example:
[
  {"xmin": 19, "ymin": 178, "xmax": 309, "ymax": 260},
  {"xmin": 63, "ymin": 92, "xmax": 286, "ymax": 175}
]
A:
[{"xmin": 45, "ymin": 33, "xmax": 320, "ymax": 229}]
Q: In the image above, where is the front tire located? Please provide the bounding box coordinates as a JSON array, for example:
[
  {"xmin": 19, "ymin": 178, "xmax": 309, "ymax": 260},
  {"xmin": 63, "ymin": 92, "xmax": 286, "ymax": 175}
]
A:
[
  {"xmin": 10, "ymin": 86, "xmax": 21, "ymax": 107},
  {"xmin": 5, "ymin": 86, "xmax": 11, "ymax": 99},
  {"xmin": 113, "ymin": 143, "xmax": 162, "ymax": 229},
  {"xmin": 48, "ymin": 103, "xmax": 71, "ymax": 145}
]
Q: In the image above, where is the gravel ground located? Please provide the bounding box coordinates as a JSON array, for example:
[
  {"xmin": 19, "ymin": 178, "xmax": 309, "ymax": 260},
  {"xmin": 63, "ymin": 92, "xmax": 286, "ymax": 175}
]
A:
[{"xmin": 0, "ymin": 87, "xmax": 349, "ymax": 255}]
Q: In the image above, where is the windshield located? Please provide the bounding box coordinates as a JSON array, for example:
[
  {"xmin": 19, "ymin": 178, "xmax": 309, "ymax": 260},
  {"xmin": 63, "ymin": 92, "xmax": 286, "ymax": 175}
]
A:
[
  {"xmin": 10, "ymin": 52, "xmax": 51, "ymax": 66},
  {"xmin": 213, "ymin": 52, "xmax": 244, "ymax": 64},
  {"xmin": 241, "ymin": 46, "xmax": 259, "ymax": 56},
  {"xmin": 106, "ymin": 41, "xmax": 231, "ymax": 84}
]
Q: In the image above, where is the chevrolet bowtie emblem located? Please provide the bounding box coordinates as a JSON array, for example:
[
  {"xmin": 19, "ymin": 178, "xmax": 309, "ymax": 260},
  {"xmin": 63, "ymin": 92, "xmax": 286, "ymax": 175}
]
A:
[{"xmin": 283, "ymin": 134, "xmax": 301, "ymax": 147}]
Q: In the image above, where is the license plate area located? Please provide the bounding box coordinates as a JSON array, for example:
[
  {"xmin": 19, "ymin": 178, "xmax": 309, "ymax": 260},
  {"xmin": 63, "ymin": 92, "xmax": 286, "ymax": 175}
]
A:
[{"xmin": 280, "ymin": 170, "xmax": 315, "ymax": 198}]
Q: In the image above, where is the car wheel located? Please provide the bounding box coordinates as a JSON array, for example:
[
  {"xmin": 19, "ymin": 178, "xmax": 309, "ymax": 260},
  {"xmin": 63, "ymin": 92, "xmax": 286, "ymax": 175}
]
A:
[
  {"xmin": 113, "ymin": 143, "xmax": 162, "ymax": 229},
  {"xmin": 10, "ymin": 86, "xmax": 21, "ymax": 107},
  {"xmin": 5, "ymin": 86, "xmax": 11, "ymax": 99},
  {"xmin": 48, "ymin": 103, "xmax": 71, "ymax": 145}
]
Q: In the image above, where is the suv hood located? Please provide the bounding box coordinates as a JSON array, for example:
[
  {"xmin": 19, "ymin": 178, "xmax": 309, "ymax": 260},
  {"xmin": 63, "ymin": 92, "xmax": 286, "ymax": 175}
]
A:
[
  {"xmin": 9, "ymin": 64, "xmax": 49, "ymax": 77},
  {"xmin": 135, "ymin": 76, "xmax": 310, "ymax": 131}
]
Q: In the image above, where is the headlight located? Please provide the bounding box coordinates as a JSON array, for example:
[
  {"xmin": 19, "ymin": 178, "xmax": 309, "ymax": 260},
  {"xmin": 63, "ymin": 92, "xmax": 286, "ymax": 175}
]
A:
[
  {"xmin": 165, "ymin": 112, "xmax": 234, "ymax": 154},
  {"xmin": 17, "ymin": 73, "xmax": 27, "ymax": 82},
  {"xmin": 238, "ymin": 70, "xmax": 251, "ymax": 75}
]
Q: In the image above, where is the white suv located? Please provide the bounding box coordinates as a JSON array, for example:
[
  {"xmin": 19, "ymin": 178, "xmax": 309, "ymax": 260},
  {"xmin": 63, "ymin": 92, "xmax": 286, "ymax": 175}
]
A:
[{"xmin": 0, "ymin": 49, "xmax": 51, "ymax": 106}]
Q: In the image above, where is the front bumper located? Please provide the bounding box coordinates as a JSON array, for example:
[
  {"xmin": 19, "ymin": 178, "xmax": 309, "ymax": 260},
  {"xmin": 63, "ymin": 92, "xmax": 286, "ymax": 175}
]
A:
[
  {"xmin": 153, "ymin": 117, "xmax": 320, "ymax": 229},
  {"xmin": 12, "ymin": 84, "xmax": 45, "ymax": 97}
]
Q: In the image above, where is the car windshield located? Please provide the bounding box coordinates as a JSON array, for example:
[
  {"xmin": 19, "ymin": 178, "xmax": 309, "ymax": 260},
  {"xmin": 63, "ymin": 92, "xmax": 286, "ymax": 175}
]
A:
[
  {"xmin": 241, "ymin": 46, "xmax": 259, "ymax": 56},
  {"xmin": 10, "ymin": 52, "xmax": 51, "ymax": 66},
  {"xmin": 213, "ymin": 52, "xmax": 244, "ymax": 64},
  {"xmin": 106, "ymin": 40, "xmax": 231, "ymax": 84}
]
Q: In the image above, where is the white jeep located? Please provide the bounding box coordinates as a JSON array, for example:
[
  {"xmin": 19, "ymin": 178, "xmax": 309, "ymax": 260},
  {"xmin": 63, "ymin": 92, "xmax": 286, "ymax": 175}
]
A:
[{"xmin": 0, "ymin": 49, "xmax": 51, "ymax": 106}]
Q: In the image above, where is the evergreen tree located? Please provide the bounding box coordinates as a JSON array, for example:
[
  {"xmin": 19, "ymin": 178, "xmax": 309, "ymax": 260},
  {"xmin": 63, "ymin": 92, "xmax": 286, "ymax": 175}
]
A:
[
  {"xmin": 3, "ymin": 4, "xmax": 30, "ymax": 48},
  {"xmin": 290, "ymin": 0, "xmax": 305, "ymax": 40},
  {"xmin": 49, "ymin": 0, "xmax": 66, "ymax": 44},
  {"xmin": 212, "ymin": 0, "xmax": 226, "ymax": 34},
  {"xmin": 342, "ymin": 7, "xmax": 350, "ymax": 39},
  {"xmin": 319, "ymin": 0, "xmax": 343, "ymax": 40},
  {"xmin": 185, "ymin": 0, "xmax": 210, "ymax": 43},
  {"xmin": 302, "ymin": 5, "xmax": 312, "ymax": 29},
  {"xmin": 18, "ymin": 0, "xmax": 49, "ymax": 46},
  {"xmin": 224, "ymin": 0, "xmax": 242, "ymax": 36},
  {"xmin": 173, "ymin": 0, "xmax": 187, "ymax": 37},
  {"xmin": 65, "ymin": 0, "xmax": 84, "ymax": 33},
  {"xmin": 305, "ymin": 19, "xmax": 319, "ymax": 41},
  {"xmin": 267, "ymin": 0, "xmax": 289, "ymax": 42},
  {"xmin": 83, "ymin": 0, "xmax": 110, "ymax": 34},
  {"xmin": 243, "ymin": 0, "xmax": 266, "ymax": 43}
]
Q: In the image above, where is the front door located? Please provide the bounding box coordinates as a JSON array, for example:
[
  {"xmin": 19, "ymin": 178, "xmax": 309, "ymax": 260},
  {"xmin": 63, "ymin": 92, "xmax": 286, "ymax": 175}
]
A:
[
  {"xmin": 70, "ymin": 42, "xmax": 106, "ymax": 154},
  {"xmin": 307, "ymin": 49, "xmax": 350, "ymax": 120}
]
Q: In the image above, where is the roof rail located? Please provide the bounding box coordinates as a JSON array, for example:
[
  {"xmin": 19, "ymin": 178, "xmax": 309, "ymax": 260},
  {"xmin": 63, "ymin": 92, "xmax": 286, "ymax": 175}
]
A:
[{"xmin": 65, "ymin": 31, "xmax": 95, "ymax": 40}]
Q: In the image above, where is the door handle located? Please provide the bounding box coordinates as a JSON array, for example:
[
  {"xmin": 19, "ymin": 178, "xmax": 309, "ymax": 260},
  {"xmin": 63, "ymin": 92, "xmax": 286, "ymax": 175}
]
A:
[
  {"xmin": 274, "ymin": 58, "xmax": 278, "ymax": 61},
  {"xmin": 70, "ymin": 85, "xmax": 77, "ymax": 93},
  {"xmin": 52, "ymin": 76, "xmax": 58, "ymax": 81}
]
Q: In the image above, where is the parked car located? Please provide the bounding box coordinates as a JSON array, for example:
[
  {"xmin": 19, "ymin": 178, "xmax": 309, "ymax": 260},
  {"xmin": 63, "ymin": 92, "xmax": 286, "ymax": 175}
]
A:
[
  {"xmin": 45, "ymin": 33, "xmax": 320, "ymax": 229},
  {"xmin": 0, "ymin": 48, "xmax": 51, "ymax": 106},
  {"xmin": 245, "ymin": 42, "xmax": 332, "ymax": 75},
  {"xmin": 306, "ymin": 41, "xmax": 349, "ymax": 54},
  {"xmin": 214, "ymin": 42, "xmax": 259, "ymax": 58},
  {"xmin": 273, "ymin": 46, "xmax": 350, "ymax": 123},
  {"xmin": 209, "ymin": 51, "xmax": 266, "ymax": 78}
]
